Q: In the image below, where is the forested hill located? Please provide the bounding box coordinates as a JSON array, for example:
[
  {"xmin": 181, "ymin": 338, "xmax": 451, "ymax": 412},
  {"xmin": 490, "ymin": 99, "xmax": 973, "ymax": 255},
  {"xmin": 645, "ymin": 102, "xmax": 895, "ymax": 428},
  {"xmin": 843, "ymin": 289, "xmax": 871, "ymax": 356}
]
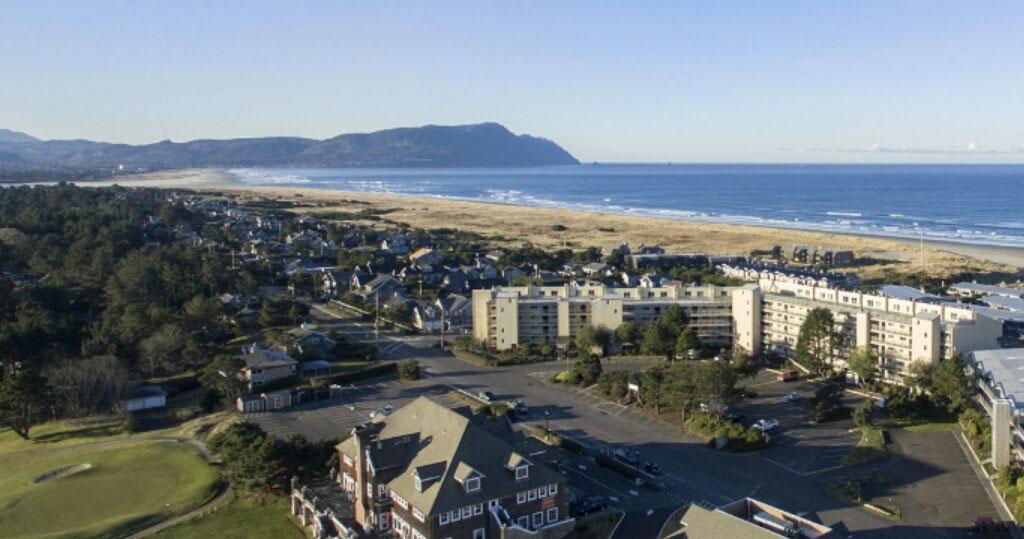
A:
[{"xmin": 0, "ymin": 123, "xmax": 579, "ymax": 169}]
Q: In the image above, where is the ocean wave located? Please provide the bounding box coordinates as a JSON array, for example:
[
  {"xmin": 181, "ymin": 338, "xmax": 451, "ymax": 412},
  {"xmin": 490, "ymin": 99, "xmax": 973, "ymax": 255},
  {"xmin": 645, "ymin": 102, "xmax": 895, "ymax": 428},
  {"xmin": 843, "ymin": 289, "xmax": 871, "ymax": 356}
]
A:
[{"xmin": 227, "ymin": 167, "xmax": 1024, "ymax": 249}]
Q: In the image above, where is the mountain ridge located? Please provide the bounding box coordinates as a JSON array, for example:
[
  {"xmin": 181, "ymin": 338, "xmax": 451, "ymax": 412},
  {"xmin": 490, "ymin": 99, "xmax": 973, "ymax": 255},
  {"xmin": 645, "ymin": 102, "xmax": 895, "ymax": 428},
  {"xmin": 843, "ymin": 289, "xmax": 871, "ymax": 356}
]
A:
[{"xmin": 0, "ymin": 123, "xmax": 578, "ymax": 168}]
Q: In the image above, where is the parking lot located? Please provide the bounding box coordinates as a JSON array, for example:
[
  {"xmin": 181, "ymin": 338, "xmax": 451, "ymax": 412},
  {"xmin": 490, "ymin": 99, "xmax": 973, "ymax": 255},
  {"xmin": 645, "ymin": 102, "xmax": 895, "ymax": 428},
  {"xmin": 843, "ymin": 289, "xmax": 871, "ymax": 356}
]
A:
[{"xmin": 733, "ymin": 371, "xmax": 864, "ymax": 476}]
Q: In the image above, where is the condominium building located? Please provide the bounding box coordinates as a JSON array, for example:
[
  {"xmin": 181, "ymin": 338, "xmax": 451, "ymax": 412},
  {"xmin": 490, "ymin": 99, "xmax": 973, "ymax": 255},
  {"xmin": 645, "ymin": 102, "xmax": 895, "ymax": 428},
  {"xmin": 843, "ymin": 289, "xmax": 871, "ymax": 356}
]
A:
[
  {"xmin": 473, "ymin": 278, "xmax": 1001, "ymax": 384},
  {"xmin": 967, "ymin": 349, "xmax": 1024, "ymax": 469},
  {"xmin": 472, "ymin": 282, "xmax": 734, "ymax": 351},
  {"xmin": 337, "ymin": 397, "xmax": 574, "ymax": 539}
]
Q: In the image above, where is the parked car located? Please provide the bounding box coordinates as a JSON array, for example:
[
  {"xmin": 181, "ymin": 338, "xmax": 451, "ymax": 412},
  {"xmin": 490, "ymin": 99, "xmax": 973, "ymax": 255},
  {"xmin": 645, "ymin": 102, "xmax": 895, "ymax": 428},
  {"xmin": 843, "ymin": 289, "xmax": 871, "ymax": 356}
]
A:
[
  {"xmin": 571, "ymin": 495, "xmax": 608, "ymax": 516},
  {"xmin": 369, "ymin": 404, "xmax": 394, "ymax": 418},
  {"xmin": 613, "ymin": 448, "xmax": 640, "ymax": 467},
  {"xmin": 753, "ymin": 418, "xmax": 779, "ymax": 432},
  {"xmin": 779, "ymin": 369, "xmax": 800, "ymax": 382},
  {"xmin": 507, "ymin": 399, "xmax": 528, "ymax": 416},
  {"xmin": 741, "ymin": 387, "xmax": 759, "ymax": 399},
  {"xmin": 477, "ymin": 391, "xmax": 495, "ymax": 402},
  {"xmin": 782, "ymin": 392, "xmax": 800, "ymax": 403},
  {"xmin": 724, "ymin": 411, "xmax": 745, "ymax": 424},
  {"xmin": 642, "ymin": 461, "xmax": 661, "ymax": 475}
]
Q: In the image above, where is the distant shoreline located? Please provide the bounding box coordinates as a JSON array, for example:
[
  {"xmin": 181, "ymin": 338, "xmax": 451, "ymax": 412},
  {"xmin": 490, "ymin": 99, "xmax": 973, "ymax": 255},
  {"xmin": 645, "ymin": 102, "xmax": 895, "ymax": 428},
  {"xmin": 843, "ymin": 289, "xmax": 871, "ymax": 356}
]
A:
[{"xmin": 12, "ymin": 167, "xmax": 1024, "ymax": 271}]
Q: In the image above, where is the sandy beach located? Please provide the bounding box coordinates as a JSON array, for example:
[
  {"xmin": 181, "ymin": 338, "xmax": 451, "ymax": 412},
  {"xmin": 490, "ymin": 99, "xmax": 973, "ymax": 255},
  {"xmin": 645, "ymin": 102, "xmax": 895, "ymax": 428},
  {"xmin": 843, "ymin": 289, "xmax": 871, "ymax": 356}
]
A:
[{"xmin": 56, "ymin": 168, "xmax": 1024, "ymax": 279}]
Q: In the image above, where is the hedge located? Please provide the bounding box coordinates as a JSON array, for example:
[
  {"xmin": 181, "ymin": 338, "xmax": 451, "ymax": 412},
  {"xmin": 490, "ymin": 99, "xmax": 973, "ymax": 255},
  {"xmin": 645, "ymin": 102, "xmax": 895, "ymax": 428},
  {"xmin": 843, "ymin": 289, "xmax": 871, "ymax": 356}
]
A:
[
  {"xmin": 595, "ymin": 453, "xmax": 640, "ymax": 481},
  {"xmin": 311, "ymin": 362, "xmax": 398, "ymax": 386}
]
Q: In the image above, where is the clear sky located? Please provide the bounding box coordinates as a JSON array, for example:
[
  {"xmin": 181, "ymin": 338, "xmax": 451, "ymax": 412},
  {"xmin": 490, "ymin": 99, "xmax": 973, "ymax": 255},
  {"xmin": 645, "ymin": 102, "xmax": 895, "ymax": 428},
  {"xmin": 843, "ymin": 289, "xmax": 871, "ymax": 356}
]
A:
[{"xmin": 2, "ymin": 1, "xmax": 1023, "ymax": 163}]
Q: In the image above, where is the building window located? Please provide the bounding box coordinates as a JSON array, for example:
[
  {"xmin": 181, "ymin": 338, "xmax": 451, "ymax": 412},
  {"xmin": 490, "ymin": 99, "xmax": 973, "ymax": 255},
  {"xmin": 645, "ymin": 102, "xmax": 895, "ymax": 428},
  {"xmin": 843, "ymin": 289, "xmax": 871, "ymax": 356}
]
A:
[
  {"xmin": 538, "ymin": 485, "xmax": 548, "ymax": 498},
  {"xmin": 517, "ymin": 516, "xmax": 529, "ymax": 528},
  {"xmin": 547, "ymin": 507, "xmax": 558, "ymax": 522},
  {"xmin": 465, "ymin": 477, "xmax": 481, "ymax": 493},
  {"xmin": 473, "ymin": 528, "xmax": 486, "ymax": 539},
  {"xmin": 378, "ymin": 484, "xmax": 389, "ymax": 498},
  {"xmin": 380, "ymin": 512, "xmax": 391, "ymax": 530},
  {"xmin": 343, "ymin": 454, "xmax": 353, "ymax": 466},
  {"xmin": 474, "ymin": 503, "xmax": 483, "ymax": 515},
  {"xmin": 413, "ymin": 508, "xmax": 425, "ymax": 522},
  {"xmin": 516, "ymin": 465, "xmax": 529, "ymax": 480},
  {"xmin": 517, "ymin": 492, "xmax": 526, "ymax": 504},
  {"xmin": 462, "ymin": 506, "xmax": 472, "ymax": 519},
  {"xmin": 488, "ymin": 499, "xmax": 499, "ymax": 509},
  {"xmin": 440, "ymin": 512, "xmax": 450, "ymax": 525},
  {"xmin": 452, "ymin": 509, "xmax": 461, "ymax": 522},
  {"xmin": 533, "ymin": 511, "xmax": 544, "ymax": 528},
  {"xmin": 549, "ymin": 483, "xmax": 558, "ymax": 494}
]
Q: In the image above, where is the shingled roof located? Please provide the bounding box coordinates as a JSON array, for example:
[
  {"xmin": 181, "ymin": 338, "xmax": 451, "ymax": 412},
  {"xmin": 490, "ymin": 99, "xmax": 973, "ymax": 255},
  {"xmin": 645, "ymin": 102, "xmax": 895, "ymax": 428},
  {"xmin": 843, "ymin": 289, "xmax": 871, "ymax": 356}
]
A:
[{"xmin": 337, "ymin": 396, "xmax": 564, "ymax": 517}]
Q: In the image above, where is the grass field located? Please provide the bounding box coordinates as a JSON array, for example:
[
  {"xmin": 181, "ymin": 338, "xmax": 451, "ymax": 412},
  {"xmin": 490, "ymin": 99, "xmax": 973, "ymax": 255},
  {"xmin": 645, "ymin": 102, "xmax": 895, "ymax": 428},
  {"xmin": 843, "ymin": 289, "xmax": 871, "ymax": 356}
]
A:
[
  {"xmin": 0, "ymin": 423, "xmax": 220, "ymax": 539},
  {"xmin": 154, "ymin": 497, "xmax": 305, "ymax": 539}
]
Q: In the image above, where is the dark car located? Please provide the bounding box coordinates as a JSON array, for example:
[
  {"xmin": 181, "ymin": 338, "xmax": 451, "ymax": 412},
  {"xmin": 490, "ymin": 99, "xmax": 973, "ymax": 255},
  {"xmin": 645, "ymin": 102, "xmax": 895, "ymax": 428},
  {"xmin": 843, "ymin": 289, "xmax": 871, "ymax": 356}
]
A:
[
  {"xmin": 724, "ymin": 412, "xmax": 745, "ymax": 424},
  {"xmin": 478, "ymin": 391, "xmax": 495, "ymax": 402}
]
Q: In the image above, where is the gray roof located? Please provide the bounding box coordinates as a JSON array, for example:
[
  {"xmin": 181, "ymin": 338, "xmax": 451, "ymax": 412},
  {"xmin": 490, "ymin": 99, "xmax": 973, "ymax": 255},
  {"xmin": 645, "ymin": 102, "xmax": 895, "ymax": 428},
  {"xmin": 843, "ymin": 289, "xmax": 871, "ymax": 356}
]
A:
[
  {"xmin": 981, "ymin": 295, "xmax": 1024, "ymax": 313},
  {"xmin": 679, "ymin": 504, "xmax": 783, "ymax": 539},
  {"xmin": 337, "ymin": 397, "xmax": 563, "ymax": 517},
  {"xmin": 970, "ymin": 349, "xmax": 1024, "ymax": 410},
  {"xmin": 242, "ymin": 349, "xmax": 297, "ymax": 369},
  {"xmin": 878, "ymin": 285, "xmax": 943, "ymax": 303},
  {"xmin": 952, "ymin": 282, "xmax": 1024, "ymax": 297}
]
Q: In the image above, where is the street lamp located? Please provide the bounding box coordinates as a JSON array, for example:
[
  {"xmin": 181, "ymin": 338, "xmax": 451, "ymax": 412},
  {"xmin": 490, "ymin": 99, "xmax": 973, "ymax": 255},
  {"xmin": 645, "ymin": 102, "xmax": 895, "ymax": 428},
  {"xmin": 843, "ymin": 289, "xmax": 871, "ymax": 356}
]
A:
[{"xmin": 544, "ymin": 410, "xmax": 551, "ymax": 436}]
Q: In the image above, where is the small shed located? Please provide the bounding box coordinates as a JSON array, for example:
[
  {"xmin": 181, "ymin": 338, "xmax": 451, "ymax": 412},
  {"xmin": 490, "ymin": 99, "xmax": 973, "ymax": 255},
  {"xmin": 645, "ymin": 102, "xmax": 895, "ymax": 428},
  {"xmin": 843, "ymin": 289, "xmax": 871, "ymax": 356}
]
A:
[{"xmin": 122, "ymin": 385, "xmax": 168, "ymax": 412}]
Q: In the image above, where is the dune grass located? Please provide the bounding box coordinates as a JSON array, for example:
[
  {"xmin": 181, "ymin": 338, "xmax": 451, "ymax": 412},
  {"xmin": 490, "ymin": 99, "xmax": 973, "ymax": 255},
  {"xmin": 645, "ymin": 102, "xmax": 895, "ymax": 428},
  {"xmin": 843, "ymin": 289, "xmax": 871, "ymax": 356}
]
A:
[
  {"xmin": 0, "ymin": 424, "xmax": 220, "ymax": 539},
  {"xmin": 154, "ymin": 497, "xmax": 305, "ymax": 539}
]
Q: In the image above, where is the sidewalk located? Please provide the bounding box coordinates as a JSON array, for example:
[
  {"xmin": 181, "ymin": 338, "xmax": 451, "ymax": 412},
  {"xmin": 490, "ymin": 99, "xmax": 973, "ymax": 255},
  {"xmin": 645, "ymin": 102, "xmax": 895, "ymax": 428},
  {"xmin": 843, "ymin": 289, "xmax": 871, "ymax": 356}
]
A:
[{"xmin": 955, "ymin": 430, "xmax": 1022, "ymax": 538}]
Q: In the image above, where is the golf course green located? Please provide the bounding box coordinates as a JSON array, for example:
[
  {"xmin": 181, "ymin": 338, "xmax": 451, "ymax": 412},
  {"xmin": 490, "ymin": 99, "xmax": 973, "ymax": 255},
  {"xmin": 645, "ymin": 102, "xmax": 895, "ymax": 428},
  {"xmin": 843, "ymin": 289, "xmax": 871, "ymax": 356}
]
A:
[{"xmin": 0, "ymin": 425, "xmax": 220, "ymax": 539}]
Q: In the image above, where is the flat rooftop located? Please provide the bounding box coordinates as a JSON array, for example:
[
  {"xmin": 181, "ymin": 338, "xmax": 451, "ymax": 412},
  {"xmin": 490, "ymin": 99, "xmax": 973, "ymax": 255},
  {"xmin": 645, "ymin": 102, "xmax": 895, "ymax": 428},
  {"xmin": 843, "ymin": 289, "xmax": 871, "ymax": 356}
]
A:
[{"xmin": 970, "ymin": 349, "xmax": 1024, "ymax": 409}]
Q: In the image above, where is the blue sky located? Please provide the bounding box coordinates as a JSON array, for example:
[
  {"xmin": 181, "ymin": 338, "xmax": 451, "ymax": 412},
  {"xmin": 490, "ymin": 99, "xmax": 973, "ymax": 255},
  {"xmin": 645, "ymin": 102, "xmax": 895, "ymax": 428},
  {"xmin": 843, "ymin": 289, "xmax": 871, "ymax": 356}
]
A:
[{"xmin": 2, "ymin": 1, "xmax": 1022, "ymax": 162}]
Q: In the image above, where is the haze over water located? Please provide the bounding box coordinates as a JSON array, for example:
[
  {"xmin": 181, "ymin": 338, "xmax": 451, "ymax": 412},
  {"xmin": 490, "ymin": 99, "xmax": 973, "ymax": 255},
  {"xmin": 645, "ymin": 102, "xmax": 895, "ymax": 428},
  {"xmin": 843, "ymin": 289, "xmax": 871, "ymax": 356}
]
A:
[{"xmin": 232, "ymin": 164, "xmax": 1024, "ymax": 248}]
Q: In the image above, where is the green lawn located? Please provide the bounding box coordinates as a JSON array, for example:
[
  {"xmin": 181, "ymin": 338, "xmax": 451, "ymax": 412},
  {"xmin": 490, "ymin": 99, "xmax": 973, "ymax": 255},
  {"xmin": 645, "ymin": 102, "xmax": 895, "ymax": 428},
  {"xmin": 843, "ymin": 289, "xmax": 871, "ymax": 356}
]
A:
[
  {"xmin": 0, "ymin": 425, "xmax": 220, "ymax": 539},
  {"xmin": 155, "ymin": 497, "xmax": 305, "ymax": 539},
  {"xmin": 842, "ymin": 426, "xmax": 887, "ymax": 466}
]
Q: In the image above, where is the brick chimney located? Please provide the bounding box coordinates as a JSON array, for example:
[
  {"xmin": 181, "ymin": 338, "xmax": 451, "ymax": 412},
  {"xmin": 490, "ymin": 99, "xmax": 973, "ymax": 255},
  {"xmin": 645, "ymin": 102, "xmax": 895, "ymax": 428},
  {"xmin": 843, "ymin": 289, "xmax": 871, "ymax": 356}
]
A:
[{"xmin": 351, "ymin": 425, "xmax": 373, "ymax": 531}]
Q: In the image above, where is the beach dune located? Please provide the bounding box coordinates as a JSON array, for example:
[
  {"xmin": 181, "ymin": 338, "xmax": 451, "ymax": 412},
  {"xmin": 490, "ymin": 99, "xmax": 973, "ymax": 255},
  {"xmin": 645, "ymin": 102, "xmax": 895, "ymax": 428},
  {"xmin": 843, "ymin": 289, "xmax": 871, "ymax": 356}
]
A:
[{"xmin": 69, "ymin": 168, "xmax": 1024, "ymax": 279}]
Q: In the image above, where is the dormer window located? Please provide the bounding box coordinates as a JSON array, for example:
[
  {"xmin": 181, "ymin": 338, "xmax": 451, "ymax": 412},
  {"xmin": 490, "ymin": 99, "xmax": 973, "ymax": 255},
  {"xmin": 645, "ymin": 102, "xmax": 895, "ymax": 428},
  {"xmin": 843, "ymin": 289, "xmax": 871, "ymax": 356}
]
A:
[
  {"xmin": 465, "ymin": 476, "xmax": 481, "ymax": 493},
  {"xmin": 515, "ymin": 465, "xmax": 529, "ymax": 480}
]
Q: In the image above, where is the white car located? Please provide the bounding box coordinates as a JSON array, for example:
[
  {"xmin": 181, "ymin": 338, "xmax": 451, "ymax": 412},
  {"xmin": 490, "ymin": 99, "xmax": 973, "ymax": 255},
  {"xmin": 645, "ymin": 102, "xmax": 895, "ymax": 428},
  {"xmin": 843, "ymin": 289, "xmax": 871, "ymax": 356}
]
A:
[
  {"xmin": 782, "ymin": 392, "xmax": 800, "ymax": 403},
  {"xmin": 753, "ymin": 418, "xmax": 779, "ymax": 432}
]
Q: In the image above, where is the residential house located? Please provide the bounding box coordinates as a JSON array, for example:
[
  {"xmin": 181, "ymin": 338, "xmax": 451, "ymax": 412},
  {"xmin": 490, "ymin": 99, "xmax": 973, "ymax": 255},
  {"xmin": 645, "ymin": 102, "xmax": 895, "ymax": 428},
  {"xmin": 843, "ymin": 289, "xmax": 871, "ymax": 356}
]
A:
[
  {"xmin": 241, "ymin": 347, "xmax": 298, "ymax": 386},
  {"xmin": 581, "ymin": 262, "xmax": 612, "ymax": 277},
  {"xmin": 336, "ymin": 397, "xmax": 574, "ymax": 539},
  {"xmin": 410, "ymin": 248, "xmax": 445, "ymax": 266},
  {"xmin": 288, "ymin": 325, "xmax": 338, "ymax": 357},
  {"xmin": 413, "ymin": 304, "xmax": 444, "ymax": 333},
  {"xmin": 320, "ymin": 269, "xmax": 353, "ymax": 298},
  {"xmin": 437, "ymin": 294, "xmax": 472, "ymax": 332}
]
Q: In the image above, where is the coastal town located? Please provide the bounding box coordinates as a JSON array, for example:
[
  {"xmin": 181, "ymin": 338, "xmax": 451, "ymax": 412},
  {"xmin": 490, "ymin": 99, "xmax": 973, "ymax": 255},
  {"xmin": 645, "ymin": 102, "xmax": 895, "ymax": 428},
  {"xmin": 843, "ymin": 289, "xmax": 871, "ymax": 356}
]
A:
[{"xmin": 3, "ymin": 183, "xmax": 1024, "ymax": 539}]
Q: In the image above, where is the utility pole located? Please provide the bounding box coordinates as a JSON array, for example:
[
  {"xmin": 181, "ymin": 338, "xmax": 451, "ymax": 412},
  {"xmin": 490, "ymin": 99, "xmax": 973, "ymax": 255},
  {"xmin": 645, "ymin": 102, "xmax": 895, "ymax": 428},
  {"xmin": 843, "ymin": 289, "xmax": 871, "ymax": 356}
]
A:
[
  {"xmin": 440, "ymin": 308, "xmax": 446, "ymax": 352},
  {"xmin": 374, "ymin": 294, "xmax": 380, "ymax": 342}
]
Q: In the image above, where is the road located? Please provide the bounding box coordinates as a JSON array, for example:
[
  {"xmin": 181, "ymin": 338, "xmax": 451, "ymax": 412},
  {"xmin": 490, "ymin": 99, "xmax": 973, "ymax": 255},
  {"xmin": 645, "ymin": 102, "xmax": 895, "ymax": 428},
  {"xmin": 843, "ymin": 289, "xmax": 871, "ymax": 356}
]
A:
[{"xmin": 299, "ymin": 301, "xmax": 1000, "ymax": 538}]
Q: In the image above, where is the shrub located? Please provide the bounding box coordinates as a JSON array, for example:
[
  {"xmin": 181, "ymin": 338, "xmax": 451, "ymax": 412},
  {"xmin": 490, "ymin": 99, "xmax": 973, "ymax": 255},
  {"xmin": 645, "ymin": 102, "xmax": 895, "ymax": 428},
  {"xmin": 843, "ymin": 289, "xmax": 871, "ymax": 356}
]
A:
[{"xmin": 399, "ymin": 360, "xmax": 421, "ymax": 381}]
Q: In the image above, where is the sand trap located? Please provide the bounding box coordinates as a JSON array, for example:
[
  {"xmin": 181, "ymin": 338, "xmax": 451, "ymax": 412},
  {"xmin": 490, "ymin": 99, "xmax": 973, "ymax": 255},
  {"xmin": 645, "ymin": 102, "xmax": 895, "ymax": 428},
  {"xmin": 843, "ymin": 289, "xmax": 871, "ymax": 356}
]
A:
[{"xmin": 33, "ymin": 463, "xmax": 92, "ymax": 483}]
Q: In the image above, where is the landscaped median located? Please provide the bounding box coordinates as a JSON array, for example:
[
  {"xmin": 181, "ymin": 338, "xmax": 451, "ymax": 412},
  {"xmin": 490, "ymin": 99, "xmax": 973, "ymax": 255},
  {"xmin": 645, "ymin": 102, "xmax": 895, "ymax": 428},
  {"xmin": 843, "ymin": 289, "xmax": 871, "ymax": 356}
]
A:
[
  {"xmin": 842, "ymin": 426, "xmax": 888, "ymax": 466},
  {"xmin": 529, "ymin": 424, "xmax": 644, "ymax": 483},
  {"xmin": 825, "ymin": 475, "xmax": 902, "ymax": 520},
  {"xmin": 450, "ymin": 336, "xmax": 552, "ymax": 366}
]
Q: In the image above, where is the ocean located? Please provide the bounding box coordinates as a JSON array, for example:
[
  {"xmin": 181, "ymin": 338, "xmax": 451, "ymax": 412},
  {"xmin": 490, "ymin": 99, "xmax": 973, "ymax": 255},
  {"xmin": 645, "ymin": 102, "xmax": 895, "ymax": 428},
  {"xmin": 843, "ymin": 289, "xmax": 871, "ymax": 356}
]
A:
[{"xmin": 229, "ymin": 164, "xmax": 1024, "ymax": 248}]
